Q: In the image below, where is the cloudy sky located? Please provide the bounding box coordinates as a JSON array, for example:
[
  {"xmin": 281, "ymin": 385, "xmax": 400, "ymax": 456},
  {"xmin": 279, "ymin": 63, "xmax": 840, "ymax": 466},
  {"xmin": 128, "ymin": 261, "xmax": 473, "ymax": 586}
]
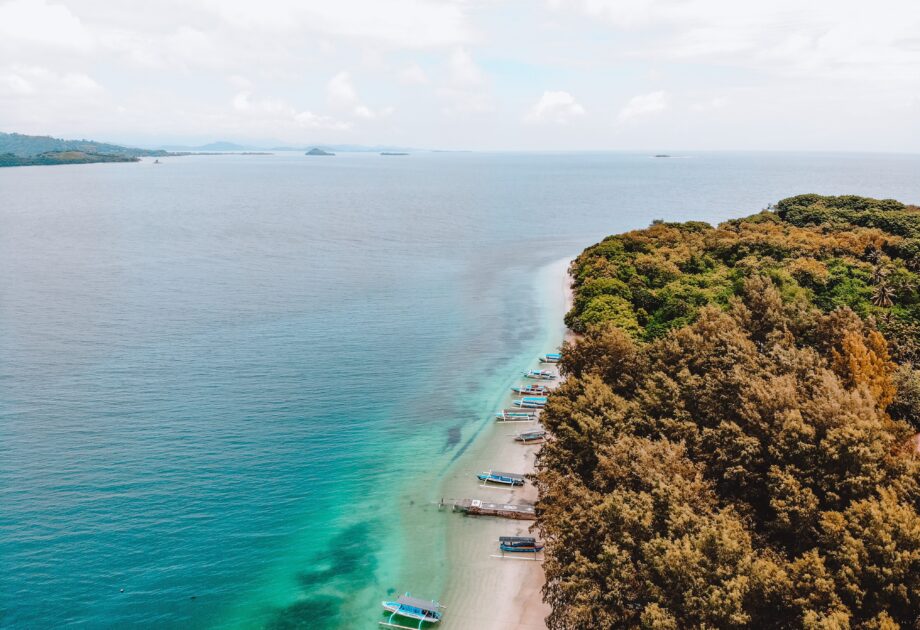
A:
[{"xmin": 1, "ymin": 0, "xmax": 919, "ymax": 150}]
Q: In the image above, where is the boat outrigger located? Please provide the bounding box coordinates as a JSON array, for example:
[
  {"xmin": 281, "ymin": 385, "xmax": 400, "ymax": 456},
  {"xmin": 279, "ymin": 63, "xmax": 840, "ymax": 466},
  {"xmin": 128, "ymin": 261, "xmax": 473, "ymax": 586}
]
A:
[
  {"xmin": 495, "ymin": 409, "xmax": 537, "ymax": 421},
  {"xmin": 512, "ymin": 396, "xmax": 547, "ymax": 408},
  {"xmin": 381, "ymin": 593, "xmax": 443, "ymax": 628},
  {"xmin": 477, "ymin": 470, "xmax": 526, "ymax": 486},
  {"xmin": 540, "ymin": 352, "xmax": 562, "ymax": 363},
  {"xmin": 499, "ymin": 536, "xmax": 545, "ymax": 553},
  {"xmin": 524, "ymin": 369, "xmax": 557, "ymax": 380},
  {"xmin": 511, "ymin": 384, "xmax": 550, "ymax": 395},
  {"xmin": 514, "ymin": 429, "xmax": 546, "ymax": 443}
]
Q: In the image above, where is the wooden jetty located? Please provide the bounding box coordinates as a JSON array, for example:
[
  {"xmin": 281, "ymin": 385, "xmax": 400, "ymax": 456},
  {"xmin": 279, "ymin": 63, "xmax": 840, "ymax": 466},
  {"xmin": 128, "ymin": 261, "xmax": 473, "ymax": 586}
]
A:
[{"xmin": 445, "ymin": 498, "xmax": 537, "ymax": 520}]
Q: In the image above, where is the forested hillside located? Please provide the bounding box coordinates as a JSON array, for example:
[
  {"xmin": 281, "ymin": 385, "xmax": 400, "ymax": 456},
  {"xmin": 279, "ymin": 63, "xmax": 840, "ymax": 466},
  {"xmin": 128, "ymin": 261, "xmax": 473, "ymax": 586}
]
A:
[
  {"xmin": 0, "ymin": 132, "xmax": 167, "ymax": 158},
  {"xmin": 537, "ymin": 195, "xmax": 920, "ymax": 629}
]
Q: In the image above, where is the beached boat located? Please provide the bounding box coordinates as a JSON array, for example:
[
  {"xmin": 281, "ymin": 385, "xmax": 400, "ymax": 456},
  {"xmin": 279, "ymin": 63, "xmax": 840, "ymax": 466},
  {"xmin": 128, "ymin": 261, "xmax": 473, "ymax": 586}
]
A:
[
  {"xmin": 540, "ymin": 352, "xmax": 562, "ymax": 363},
  {"xmin": 514, "ymin": 429, "xmax": 546, "ymax": 443},
  {"xmin": 524, "ymin": 369, "xmax": 557, "ymax": 380},
  {"xmin": 477, "ymin": 470, "xmax": 526, "ymax": 486},
  {"xmin": 448, "ymin": 498, "xmax": 536, "ymax": 520},
  {"xmin": 499, "ymin": 536, "xmax": 545, "ymax": 553},
  {"xmin": 495, "ymin": 409, "xmax": 537, "ymax": 421},
  {"xmin": 381, "ymin": 593, "xmax": 443, "ymax": 628},
  {"xmin": 512, "ymin": 396, "xmax": 547, "ymax": 408},
  {"xmin": 511, "ymin": 384, "xmax": 550, "ymax": 395}
]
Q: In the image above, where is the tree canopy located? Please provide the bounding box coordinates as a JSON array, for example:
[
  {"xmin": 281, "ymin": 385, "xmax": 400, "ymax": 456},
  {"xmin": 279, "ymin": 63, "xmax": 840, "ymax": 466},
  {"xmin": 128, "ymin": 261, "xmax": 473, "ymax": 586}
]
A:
[{"xmin": 537, "ymin": 195, "xmax": 920, "ymax": 629}]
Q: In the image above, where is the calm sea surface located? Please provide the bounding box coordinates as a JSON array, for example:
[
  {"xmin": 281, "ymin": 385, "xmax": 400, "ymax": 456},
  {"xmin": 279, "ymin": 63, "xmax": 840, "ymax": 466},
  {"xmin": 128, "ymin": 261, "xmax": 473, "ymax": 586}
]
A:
[{"xmin": 2, "ymin": 151, "xmax": 919, "ymax": 629}]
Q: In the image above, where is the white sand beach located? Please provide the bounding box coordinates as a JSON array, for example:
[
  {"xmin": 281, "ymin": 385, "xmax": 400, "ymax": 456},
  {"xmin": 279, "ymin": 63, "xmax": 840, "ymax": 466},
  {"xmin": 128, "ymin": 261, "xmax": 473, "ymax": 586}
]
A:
[{"xmin": 436, "ymin": 258, "xmax": 572, "ymax": 630}]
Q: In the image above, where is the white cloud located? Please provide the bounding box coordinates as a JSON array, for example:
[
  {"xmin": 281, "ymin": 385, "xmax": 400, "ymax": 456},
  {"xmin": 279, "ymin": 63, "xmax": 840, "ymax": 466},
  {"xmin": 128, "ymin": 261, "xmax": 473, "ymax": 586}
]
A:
[
  {"xmin": 398, "ymin": 63, "xmax": 429, "ymax": 85},
  {"xmin": 0, "ymin": 65, "xmax": 102, "ymax": 97},
  {"xmin": 233, "ymin": 90, "xmax": 351, "ymax": 130},
  {"xmin": 524, "ymin": 91, "xmax": 585, "ymax": 124},
  {"xmin": 552, "ymin": 0, "xmax": 920, "ymax": 83},
  {"xmin": 326, "ymin": 71, "xmax": 391, "ymax": 119},
  {"xmin": 438, "ymin": 48, "xmax": 491, "ymax": 116},
  {"xmin": 201, "ymin": 0, "xmax": 472, "ymax": 48},
  {"xmin": 617, "ymin": 90, "xmax": 669, "ymax": 123},
  {"xmin": 691, "ymin": 96, "xmax": 727, "ymax": 112},
  {"xmin": 447, "ymin": 48, "xmax": 484, "ymax": 87},
  {"xmin": 0, "ymin": 0, "xmax": 94, "ymax": 52}
]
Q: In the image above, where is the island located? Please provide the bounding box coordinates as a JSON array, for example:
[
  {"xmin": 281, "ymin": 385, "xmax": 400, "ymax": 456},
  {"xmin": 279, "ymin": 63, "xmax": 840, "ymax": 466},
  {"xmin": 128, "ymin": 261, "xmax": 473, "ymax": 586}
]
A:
[
  {"xmin": 0, "ymin": 132, "xmax": 170, "ymax": 167},
  {"xmin": 305, "ymin": 147, "xmax": 334, "ymax": 156},
  {"xmin": 653, "ymin": 153, "xmax": 671, "ymax": 157},
  {"xmin": 380, "ymin": 152, "xmax": 409, "ymax": 156},
  {"xmin": 538, "ymin": 194, "xmax": 920, "ymax": 628}
]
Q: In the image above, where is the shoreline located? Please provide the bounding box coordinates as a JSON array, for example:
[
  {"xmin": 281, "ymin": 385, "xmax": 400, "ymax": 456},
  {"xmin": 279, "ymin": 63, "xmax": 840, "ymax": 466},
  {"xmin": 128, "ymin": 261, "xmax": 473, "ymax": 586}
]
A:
[{"xmin": 436, "ymin": 257, "xmax": 572, "ymax": 629}]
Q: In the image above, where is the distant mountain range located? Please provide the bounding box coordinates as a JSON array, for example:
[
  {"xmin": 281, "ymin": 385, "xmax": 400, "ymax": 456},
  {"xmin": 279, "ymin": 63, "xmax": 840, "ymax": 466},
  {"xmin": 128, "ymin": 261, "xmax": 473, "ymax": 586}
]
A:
[
  {"xmin": 159, "ymin": 141, "xmax": 417, "ymax": 153},
  {"xmin": 1, "ymin": 131, "xmax": 430, "ymax": 167},
  {"xmin": 0, "ymin": 131, "xmax": 169, "ymax": 167}
]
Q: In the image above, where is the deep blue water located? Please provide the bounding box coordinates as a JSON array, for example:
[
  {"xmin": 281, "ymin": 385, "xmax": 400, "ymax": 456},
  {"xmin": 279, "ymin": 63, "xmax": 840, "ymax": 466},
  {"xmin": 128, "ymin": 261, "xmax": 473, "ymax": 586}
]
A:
[{"xmin": 1, "ymin": 151, "xmax": 919, "ymax": 629}]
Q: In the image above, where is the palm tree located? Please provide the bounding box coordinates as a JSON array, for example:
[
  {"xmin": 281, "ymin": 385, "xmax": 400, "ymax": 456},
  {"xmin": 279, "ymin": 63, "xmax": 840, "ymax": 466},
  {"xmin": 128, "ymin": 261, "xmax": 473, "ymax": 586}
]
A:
[
  {"xmin": 865, "ymin": 247, "xmax": 882, "ymax": 265},
  {"xmin": 871, "ymin": 264, "xmax": 889, "ymax": 285},
  {"xmin": 872, "ymin": 283, "xmax": 895, "ymax": 308},
  {"xmin": 907, "ymin": 255, "xmax": 920, "ymax": 273}
]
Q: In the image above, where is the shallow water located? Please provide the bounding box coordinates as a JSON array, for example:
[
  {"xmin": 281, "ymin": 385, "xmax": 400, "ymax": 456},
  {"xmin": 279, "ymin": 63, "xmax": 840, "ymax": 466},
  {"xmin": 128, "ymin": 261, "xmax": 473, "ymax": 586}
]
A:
[{"xmin": 1, "ymin": 151, "xmax": 919, "ymax": 628}]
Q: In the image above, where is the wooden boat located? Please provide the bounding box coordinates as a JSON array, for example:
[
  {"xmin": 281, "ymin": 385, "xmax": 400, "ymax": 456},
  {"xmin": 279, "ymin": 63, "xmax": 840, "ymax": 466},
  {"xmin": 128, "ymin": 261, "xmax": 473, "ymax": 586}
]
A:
[
  {"xmin": 540, "ymin": 353, "xmax": 562, "ymax": 363},
  {"xmin": 514, "ymin": 429, "xmax": 546, "ymax": 443},
  {"xmin": 512, "ymin": 396, "xmax": 547, "ymax": 408},
  {"xmin": 511, "ymin": 384, "xmax": 550, "ymax": 395},
  {"xmin": 499, "ymin": 536, "xmax": 545, "ymax": 553},
  {"xmin": 524, "ymin": 370, "xmax": 557, "ymax": 380},
  {"xmin": 495, "ymin": 409, "xmax": 537, "ymax": 421},
  {"xmin": 477, "ymin": 470, "xmax": 526, "ymax": 486},
  {"xmin": 381, "ymin": 593, "xmax": 443, "ymax": 628},
  {"xmin": 450, "ymin": 498, "xmax": 536, "ymax": 520}
]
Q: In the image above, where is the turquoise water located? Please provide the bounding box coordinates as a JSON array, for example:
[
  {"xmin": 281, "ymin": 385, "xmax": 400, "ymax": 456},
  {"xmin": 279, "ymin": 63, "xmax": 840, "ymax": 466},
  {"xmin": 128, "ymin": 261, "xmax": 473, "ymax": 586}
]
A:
[{"xmin": 1, "ymin": 151, "xmax": 919, "ymax": 629}]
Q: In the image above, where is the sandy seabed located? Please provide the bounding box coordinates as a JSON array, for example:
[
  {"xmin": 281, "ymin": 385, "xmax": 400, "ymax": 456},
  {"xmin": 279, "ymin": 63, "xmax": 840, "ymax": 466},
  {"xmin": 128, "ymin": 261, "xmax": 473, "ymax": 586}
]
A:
[{"xmin": 435, "ymin": 258, "xmax": 572, "ymax": 630}]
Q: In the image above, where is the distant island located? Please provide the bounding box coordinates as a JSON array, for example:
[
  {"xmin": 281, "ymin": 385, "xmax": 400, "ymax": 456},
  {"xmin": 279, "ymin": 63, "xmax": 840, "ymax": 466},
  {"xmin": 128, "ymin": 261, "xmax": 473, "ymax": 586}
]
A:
[
  {"xmin": 0, "ymin": 132, "xmax": 170, "ymax": 167},
  {"xmin": 305, "ymin": 148, "xmax": 334, "ymax": 156},
  {"xmin": 654, "ymin": 154, "xmax": 671, "ymax": 158},
  {"xmin": 380, "ymin": 152, "xmax": 408, "ymax": 156}
]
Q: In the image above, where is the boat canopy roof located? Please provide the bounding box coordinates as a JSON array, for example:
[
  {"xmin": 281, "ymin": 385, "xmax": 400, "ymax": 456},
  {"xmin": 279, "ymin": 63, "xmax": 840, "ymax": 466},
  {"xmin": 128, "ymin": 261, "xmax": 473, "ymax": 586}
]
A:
[
  {"xmin": 397, "ymin": 595, "xmax": 440, "ymax": 613},
  {"xmin": 499, "ymin": 536, "xmax": 536, "ymax": 544}
]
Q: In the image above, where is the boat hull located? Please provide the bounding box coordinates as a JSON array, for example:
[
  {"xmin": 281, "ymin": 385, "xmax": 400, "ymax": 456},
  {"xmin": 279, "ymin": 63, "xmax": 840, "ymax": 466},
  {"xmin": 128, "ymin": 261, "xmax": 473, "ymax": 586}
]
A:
[
  {"xmin": 499, "ymin": 544, "xmax": 545, "ymax": 553},
  {"xmin": 382, "ymin": 602, "xmax": 441, "ymax": 624},
  {"xmin": 477, "ymin": 475, "xmax": 525, "ymax": 486}
]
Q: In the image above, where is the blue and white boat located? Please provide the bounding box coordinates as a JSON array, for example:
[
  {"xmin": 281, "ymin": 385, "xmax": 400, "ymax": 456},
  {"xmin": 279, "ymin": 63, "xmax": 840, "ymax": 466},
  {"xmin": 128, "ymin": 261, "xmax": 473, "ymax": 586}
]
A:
[
  {"xmin": 499, "ymin": 536, "xmax": 545, "ymax": 553},
  {"xmin": 495, "ymin": 409, "xmax": 537, "ymax": 421},
  {"xmin": 381, "ymin": 593, "xmax": 443, "ymax": 628},
  {"xmin": 512, "ymin": 396, "xmax": 547, "ymax": 408},
  {"xmin": 524, "ymin": 369, "xmax": 557, "ymax": 380},
  {"xmin": 477, "ymin": 470, "xmax": 526, "ymax": 486},
  {"xmin": 540, "ymin": 353, "xmax": 562, "ymax": 363},
  {"xmin": 511, "ymin": 384, "xmax": 550, "ymax": 395},
  {"xmin": 514, "ymin": 429, "xmax": 546, "ymax": 443}
]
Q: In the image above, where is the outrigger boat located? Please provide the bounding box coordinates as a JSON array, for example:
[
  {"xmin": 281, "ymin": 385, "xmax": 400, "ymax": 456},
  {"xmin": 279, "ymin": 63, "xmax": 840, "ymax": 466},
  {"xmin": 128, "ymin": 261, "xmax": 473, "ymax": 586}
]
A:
[
  {"xmin": 511, "ymin": 384, "xmax": 550, "ymax": 395},
  {"xmin": 540, "ymin": 353, "xmax": 562, "ymax": 363},
  {"xmin": 499, "ymin": 536, "xmax": 545, "ymax": 553},
  {"xmin": 381, "ymin": 593, "xmax": 443, "ymax": 628},
  {"xmin": 477, "ymin": 470, "xmax": 526, "ymax": 486},
  {"xmin": 495, "ymin": 409, "xmax": 537, "ymax": 421},
  {"xmin": 524, "ymin": 369, "xmax": 557, "ymax": 380},
  {"xmin": 514, "ymin": 429, "xmax": 546, "ymax": 443},
  {"xmin": 513, "ymin": 396, "xmax": 547, "ymax": 408}
]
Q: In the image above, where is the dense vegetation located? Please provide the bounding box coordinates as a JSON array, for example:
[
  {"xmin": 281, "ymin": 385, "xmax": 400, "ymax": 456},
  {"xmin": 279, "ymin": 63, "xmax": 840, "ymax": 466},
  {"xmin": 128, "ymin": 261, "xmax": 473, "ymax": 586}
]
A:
[
  {"xmin": 0, "ymin": 131, "xmax": 169, "ymax": 167},
  {"xmin": 0, "ymin": 151, "xmax": 139, "ymax": 167},
  {"xmin": 537, "ymin": 195, "xmax": 920, "ymax": 629}
]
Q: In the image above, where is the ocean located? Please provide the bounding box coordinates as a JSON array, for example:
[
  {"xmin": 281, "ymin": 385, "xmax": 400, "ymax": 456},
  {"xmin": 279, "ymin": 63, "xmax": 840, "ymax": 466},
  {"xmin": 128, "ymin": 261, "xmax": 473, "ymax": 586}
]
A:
[{"xmin": 1, "ymin": 151, "xmax": 919, "ymax": 629}]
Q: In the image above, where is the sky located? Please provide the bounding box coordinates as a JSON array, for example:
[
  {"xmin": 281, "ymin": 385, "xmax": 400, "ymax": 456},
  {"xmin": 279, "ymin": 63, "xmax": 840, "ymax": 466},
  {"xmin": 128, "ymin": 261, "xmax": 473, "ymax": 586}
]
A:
[{"xmin": 1, "ymin": 0, "xmax": 919, "ymax": 151}]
